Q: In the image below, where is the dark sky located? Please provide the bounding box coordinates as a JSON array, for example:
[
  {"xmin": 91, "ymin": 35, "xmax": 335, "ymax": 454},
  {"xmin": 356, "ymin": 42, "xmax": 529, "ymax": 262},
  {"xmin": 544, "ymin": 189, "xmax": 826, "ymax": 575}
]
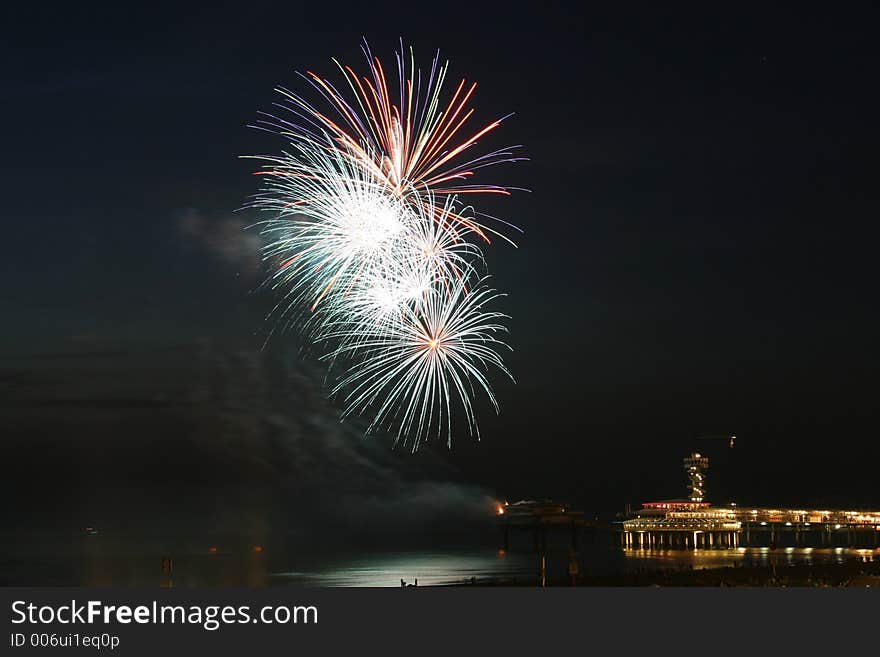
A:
[{"xmin": 2, "ymin": 2, "xmax": 879, "ymax": 538}]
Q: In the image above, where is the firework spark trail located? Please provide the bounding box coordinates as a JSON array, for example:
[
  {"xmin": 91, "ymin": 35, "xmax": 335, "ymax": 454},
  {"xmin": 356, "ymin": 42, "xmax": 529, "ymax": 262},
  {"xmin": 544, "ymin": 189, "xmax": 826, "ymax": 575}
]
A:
[
  {"xmin": 247, "ymin": 144, "xmax": 481, "ymax": 336},
  {"xmin": 326, "ymin": 195, "xmax": 485, "ymax": 349},
  {"xmin": 322, "ymin": 271, "xmax": 512, "ymax": 450},
  {"xmin": 251, "ymin": 38, "xmax": 526, "ymax": 245},
  {"xmin": 244, "ymin": 41, "xmax": 522, "ymax": 448},
  {"xmin": 248, "ymin": 144, "xmax": 407, "ymax": 319}
]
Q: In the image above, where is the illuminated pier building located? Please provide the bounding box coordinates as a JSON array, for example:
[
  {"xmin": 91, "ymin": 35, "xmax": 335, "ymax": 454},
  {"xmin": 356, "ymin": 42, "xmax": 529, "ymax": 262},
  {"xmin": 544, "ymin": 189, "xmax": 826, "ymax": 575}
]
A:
[
  {"xmin": 496, "ymin": 500, "xmax": 590, "ymax": 551},
  {"xmin": 621, "ymin": 453, "xmax": 880, "ymax": 550}
]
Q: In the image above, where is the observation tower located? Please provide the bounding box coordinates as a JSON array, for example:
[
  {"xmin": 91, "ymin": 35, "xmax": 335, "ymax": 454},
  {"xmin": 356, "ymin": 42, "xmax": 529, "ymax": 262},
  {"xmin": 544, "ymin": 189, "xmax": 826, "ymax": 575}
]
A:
[{"xmin": 683, "ymin": 452, "xmax": 709, "ymax": 503}]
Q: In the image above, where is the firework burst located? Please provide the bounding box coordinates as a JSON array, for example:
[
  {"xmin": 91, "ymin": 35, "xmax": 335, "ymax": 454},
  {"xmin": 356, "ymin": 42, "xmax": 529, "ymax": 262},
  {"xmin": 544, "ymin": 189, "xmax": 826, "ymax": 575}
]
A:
[
  {"xmin": 324, "ymin": 271, "xmax": 512, "ymax": 449},
  {"xmin": 251, "ymin": 39, "xmax": 525, "ymax": 244},
  {"xmin": 245, "ymin": 41, "xmax": 521, "ymax": 448}
]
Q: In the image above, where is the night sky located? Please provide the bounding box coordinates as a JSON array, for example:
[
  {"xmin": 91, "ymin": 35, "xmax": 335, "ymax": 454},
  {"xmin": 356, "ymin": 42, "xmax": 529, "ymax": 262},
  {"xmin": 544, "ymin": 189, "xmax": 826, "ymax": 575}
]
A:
[{"xmin": 3, "ymin": 3, "xmax": 879, "ymax": 541}]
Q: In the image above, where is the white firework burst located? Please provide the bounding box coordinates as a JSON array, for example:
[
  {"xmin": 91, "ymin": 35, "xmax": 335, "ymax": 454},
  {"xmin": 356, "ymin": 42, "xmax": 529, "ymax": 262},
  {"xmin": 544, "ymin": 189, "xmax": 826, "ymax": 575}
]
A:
[
  {"xmin": 323, "ymin": 270, "xmax": 512, "ymax": 450},
  {"xmin": 244, "ymin": 42, "xmax": 521, "ymax": 448},
  {"xmin": 250, "ymin": 144, "xmax": 410, "ymax": 321}
]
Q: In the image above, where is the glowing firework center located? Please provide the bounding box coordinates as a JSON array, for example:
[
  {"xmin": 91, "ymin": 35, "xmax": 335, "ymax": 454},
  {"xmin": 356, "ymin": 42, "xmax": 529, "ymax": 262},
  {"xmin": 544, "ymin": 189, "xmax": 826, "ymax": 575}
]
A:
[{"xmin": 337, "ymin": 192, "xmax": 406, "ymax": 256}]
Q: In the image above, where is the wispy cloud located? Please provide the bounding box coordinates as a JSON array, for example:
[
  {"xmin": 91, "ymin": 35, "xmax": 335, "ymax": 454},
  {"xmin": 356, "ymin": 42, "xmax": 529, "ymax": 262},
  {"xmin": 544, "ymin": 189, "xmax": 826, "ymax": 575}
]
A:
[
  {"xmin": 177, "ymin": 208, "xmax": 261, "ymax": 280},
  {"xmin": 1, "ymin": 339, "xmax": 495, "ymax": 543}
]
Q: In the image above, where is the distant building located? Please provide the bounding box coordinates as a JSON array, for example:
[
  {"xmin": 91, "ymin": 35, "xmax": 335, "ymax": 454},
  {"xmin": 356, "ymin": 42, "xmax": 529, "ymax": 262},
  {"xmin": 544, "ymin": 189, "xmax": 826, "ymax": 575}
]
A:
[{"xmin": 621, "ymin": 453, "xmax": 880, "ymax": 549}]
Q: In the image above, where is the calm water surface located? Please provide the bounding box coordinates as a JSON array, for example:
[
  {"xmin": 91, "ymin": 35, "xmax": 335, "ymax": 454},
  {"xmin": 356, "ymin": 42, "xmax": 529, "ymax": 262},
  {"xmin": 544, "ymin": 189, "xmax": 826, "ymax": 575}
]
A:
[
  {"xmin": 271, "ymin": 546, "xmax": 879, "ymax": 587},
  {"xmin": 2, "ymin": 533, "xmax": 876, "ymax": 586}
]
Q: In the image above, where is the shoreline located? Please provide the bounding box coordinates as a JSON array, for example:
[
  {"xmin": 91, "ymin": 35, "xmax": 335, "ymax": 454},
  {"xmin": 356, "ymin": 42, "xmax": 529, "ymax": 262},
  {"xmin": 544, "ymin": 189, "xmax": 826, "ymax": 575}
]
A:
[{"xmin": 451, "ymin": 557, "xmax": 880, "ymax": 587}]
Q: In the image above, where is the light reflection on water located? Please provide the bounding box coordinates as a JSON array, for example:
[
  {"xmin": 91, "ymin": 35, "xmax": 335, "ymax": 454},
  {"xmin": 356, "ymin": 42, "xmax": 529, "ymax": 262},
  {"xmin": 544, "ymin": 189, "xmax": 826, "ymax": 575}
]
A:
[
  {"xmin": 620, "ymin": 546, "xmax": 876, "ymax": 570},
  {"xmin": 273, "ymin": 550, "xmax": 533, "ymax": 587},
  {"xmin": 2, "ymin": 535, "xmax": 876, "ymax": 586},
  {"xmin": 271, "ymin": 547, "xmax": 878, "ymax": 587}
]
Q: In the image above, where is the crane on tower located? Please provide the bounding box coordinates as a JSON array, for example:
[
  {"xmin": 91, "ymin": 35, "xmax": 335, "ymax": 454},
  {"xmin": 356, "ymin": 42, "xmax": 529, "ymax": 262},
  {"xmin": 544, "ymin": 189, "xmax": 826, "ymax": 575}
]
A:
[{"xmin": 697, "ymin": 434, "xmax": 736, "ymax": 449}]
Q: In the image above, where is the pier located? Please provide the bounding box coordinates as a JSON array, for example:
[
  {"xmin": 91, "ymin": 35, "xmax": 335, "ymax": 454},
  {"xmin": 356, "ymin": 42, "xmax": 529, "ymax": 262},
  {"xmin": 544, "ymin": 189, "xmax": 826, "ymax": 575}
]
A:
[
  {"xmin": 496, "ymin": 500, "xmax": 593, "ymax": 551},
  {"xmin": 621, "ymin": 502, "xmax": 880, "ymax": 549},
  {"xmin": 620, "ymin": 450, "xmax": 880, "ymax": 550}
]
